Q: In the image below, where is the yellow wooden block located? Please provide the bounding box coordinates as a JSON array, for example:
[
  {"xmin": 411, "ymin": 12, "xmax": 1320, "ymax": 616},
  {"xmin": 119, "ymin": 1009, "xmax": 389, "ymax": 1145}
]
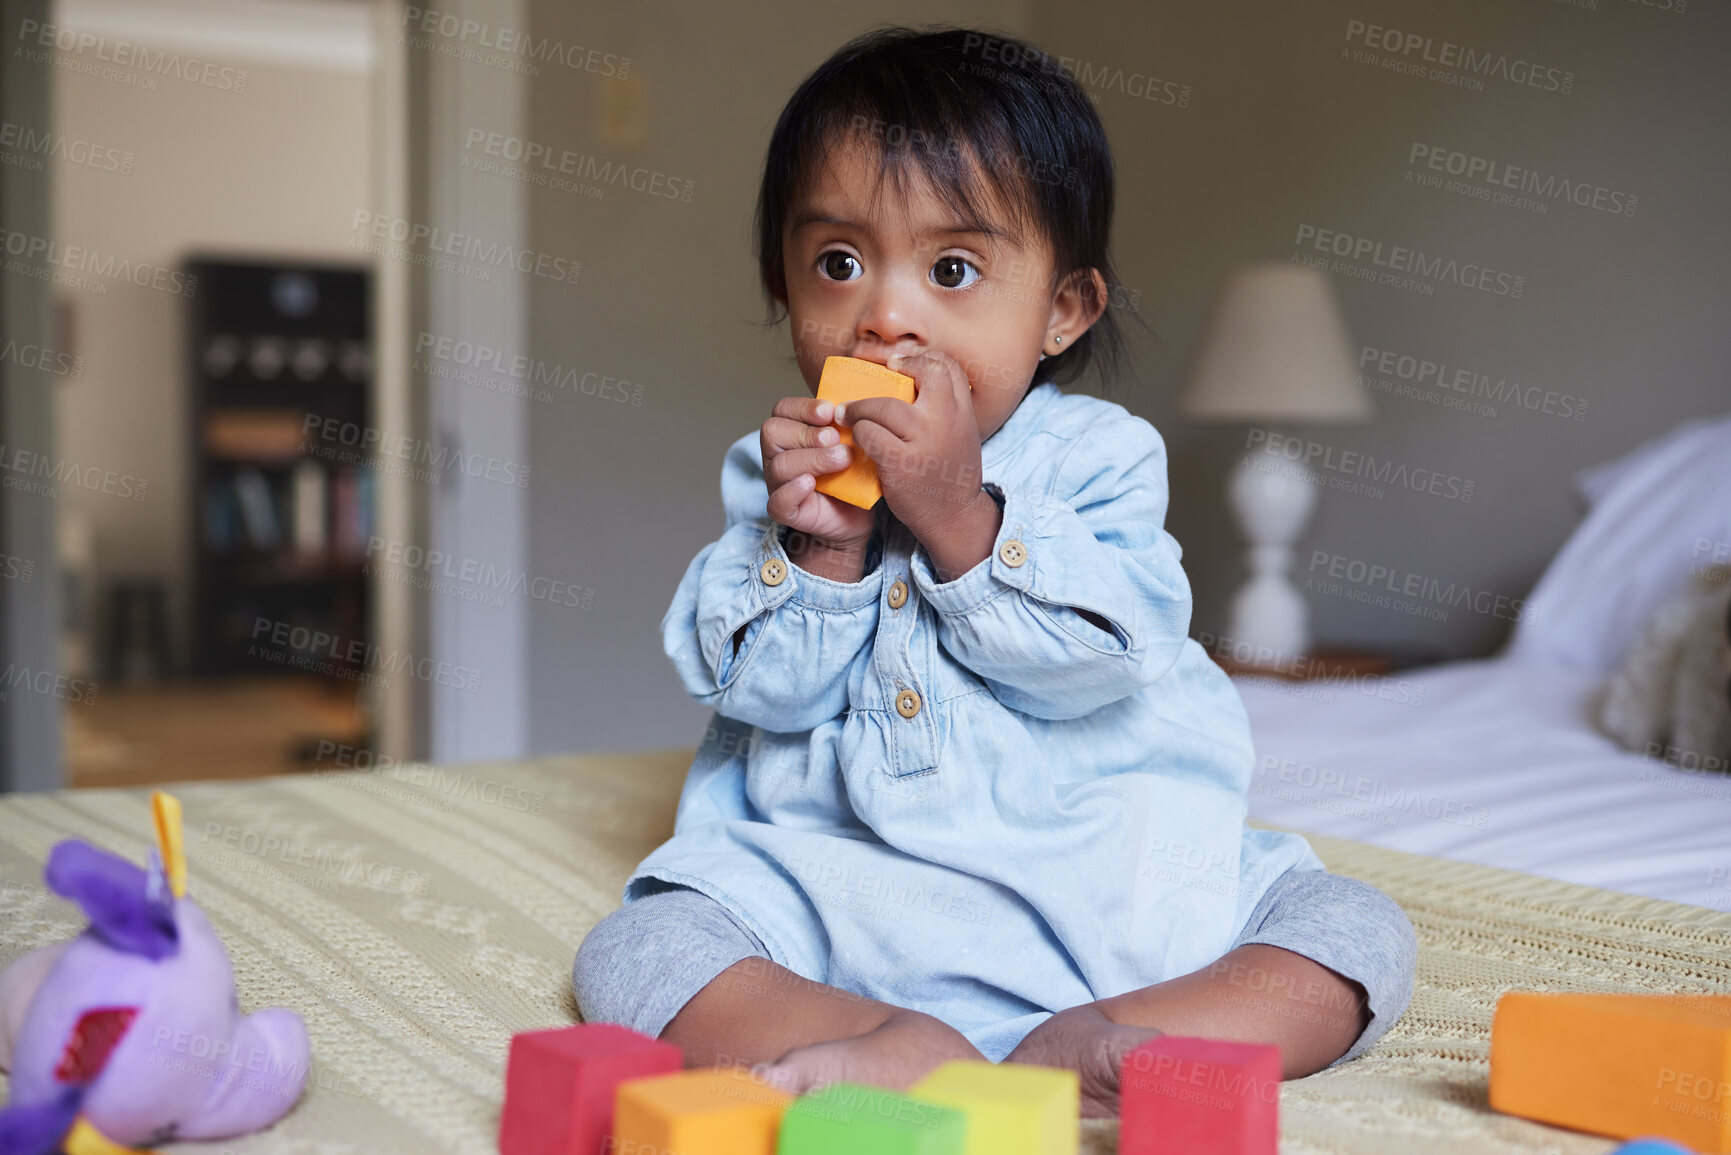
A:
[
  {"xmin": 812, "ymin": 356, "xmax": 916, "ymax": 510},
  {"xmin": 909, "ymin": 1059, "xmax": 1079, "ymax": 1155},
  {"xmin": 1490, "ymin": 992, "xmax": 1731, "ymax": 1153},
  {"xmin": 613, "ymin": 1067, "xmax": 792, "ymax": 1155}
]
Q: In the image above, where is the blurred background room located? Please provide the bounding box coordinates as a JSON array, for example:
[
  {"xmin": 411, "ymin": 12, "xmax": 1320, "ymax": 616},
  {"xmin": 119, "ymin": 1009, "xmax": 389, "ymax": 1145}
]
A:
[{"xmin": 0, "ymin": 0, "xmax": 1725, "ymax": 795}]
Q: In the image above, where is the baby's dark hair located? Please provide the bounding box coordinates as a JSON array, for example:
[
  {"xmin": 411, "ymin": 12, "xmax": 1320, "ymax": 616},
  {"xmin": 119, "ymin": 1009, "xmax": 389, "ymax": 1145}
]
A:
[{"xmin": 754, "ymin": 26, "xmax": 1127, "ymax": 390}]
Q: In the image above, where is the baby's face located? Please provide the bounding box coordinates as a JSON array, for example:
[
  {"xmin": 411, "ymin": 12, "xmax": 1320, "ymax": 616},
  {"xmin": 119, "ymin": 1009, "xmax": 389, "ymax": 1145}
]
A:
[{"xmin": 780, "ymin": 136, "xmax": 1087, "ymax": 445}]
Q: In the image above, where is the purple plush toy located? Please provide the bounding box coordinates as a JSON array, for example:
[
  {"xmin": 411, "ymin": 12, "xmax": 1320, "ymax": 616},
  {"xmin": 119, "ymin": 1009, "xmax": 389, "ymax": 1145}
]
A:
[{"xmin": 0, "ymin": 792, "xmax": 309, "ymax": 1154}]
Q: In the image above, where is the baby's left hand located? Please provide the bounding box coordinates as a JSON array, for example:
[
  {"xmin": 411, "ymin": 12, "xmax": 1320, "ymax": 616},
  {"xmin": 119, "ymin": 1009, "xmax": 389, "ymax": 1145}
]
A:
[{"xmin": 835, "ymin": 349, "xmax": 983, "ymax": 542}]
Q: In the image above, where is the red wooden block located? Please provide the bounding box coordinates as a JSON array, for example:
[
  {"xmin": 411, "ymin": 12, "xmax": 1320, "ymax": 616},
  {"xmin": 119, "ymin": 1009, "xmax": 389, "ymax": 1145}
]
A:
[
  {"xmin": 499, "ymin": 1023, "xmax": 683, "ymax": 1155},
  {"xmin": 1118, "ymin": 1036, "xmax": 1280, "ymax": 1155}
]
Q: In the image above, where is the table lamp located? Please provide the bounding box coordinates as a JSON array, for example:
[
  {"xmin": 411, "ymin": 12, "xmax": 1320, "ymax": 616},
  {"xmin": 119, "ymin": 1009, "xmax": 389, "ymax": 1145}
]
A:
[{"xmin": 1180, "ymin": 264, "xmax": 1370, "ymax": 665}]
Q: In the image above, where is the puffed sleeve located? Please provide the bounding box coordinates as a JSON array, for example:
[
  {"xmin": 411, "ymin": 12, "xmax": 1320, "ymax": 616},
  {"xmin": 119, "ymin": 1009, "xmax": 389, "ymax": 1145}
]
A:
[
  {"xmin": 907, "ymin": 412, "xmax": 1190, "ymax": 720},
  {"xmin": 661, "ymin": 432, "xmax": 883, "ymax": 733}
]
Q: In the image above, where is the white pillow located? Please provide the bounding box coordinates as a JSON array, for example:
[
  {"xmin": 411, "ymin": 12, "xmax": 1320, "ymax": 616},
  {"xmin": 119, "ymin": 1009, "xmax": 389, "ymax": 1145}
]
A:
[
  {"xmin": 1571, "ymin": 416, "xmax": 1717, "ymax": 508},
  {"xmin": 1507, "ymin": 411, "xmax": 1731, "ymax": 673}
]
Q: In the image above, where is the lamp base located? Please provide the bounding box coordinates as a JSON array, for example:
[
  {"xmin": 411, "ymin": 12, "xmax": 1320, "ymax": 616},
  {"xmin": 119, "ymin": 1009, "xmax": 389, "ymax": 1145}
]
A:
[
  {"xmin": 1224, "ymin": 437, "xmax": 1316, "ymax": 667},
  {"xmin": 1228, "ymin": 568, "xmax": 1309, "ymax": 664}
]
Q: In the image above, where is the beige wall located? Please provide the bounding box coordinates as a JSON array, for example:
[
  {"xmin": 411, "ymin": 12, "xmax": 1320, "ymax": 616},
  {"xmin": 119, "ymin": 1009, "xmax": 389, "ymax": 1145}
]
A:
[
  {"xmin": 1028, "ymin": 0, "xmax": 1731, "ymax": 656},
  {"xmin": 52, "ymin": 53, "xmax": 370, "ymax": 665}
]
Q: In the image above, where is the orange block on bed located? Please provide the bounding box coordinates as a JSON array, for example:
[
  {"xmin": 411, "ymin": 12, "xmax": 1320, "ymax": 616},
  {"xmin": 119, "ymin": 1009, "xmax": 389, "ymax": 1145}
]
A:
[
  {"xmin": 813, "ymin": 356, "xmax": 917, "ymax": 510},
  {"xmin": 1489, "ymin": 991, "xmax": 1731, "ymax": 1153},
  {"xmin": 612, "ymin": 1067, "xmax": 792, "ymax": 1155}
]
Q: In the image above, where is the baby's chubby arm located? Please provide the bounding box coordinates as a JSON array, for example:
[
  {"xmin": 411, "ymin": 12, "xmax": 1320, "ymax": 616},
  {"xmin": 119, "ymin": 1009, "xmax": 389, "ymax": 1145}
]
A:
[
  {"xmin": 908, "ymin": 412, "xmax": 1192, "ymax": 720},
  {"xmin": 661, "ymin": 433, "xmax": 882, "ymax": 733}
]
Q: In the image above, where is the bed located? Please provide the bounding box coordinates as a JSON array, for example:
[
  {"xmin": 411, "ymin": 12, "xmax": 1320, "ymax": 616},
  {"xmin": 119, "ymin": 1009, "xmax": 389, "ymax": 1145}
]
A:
[
  {"xmin": 1244, "ymin": 410, "xmax": 1731, "ymax": 908},
  {"xmin": 3, "ymin": 750, "xmax": 1729, "ymax": 1154},
  {"xmin": 5, "ymin": 417, "xmax": 1728, "ymax": 1152},
  {"xmin": 1239, "ymin": 654, "xmax": 1731, "ymax": 907}
]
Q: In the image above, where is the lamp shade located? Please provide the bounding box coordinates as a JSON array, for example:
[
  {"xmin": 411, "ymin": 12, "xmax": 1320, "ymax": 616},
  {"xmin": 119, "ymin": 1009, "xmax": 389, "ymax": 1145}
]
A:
[{"xmin": 1180, "ymin": 264, "xmax": 1370, "ymax": 423}]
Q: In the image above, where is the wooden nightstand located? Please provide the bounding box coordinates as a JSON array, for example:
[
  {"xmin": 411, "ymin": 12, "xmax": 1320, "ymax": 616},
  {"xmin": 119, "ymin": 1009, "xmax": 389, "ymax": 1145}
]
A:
[{"xmin": 1205, "ymin": 643, "xmax": 1446, "ymax": 681}]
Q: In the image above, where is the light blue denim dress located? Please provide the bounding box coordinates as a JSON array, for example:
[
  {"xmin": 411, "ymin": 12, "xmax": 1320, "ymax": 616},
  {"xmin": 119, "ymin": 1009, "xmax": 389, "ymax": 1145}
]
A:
[{"xmin": 626, "ymin": 381, "xmax": 1324, "ymax": 1061}]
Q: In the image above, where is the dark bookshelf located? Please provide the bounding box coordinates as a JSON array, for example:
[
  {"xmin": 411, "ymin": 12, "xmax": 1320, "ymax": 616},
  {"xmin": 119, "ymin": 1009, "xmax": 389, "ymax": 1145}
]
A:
[{"xmin": 186, "ymin": 257, "xmax": 374, "ymax": 678}]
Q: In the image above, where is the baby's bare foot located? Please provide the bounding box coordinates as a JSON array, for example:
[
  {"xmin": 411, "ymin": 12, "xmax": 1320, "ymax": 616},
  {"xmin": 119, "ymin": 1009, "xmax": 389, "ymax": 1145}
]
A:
[
  {"xmin": 757, "ymin": 1008, "xmax": 985, "ymax": 1096},
  {"xmin": 1003, "ymin": 1003, "xmax": 1163, "ymax": 1118}
]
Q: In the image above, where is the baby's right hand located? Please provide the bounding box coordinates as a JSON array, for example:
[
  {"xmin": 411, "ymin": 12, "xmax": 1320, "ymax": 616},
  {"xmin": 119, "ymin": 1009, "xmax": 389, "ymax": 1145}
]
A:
[{"xmin": 761, "ymin": 396, "xmax": 875, "ymax": 553}]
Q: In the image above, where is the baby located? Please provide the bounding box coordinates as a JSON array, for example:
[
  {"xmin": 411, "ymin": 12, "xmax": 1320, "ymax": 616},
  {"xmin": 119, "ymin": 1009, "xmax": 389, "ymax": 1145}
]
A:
[{"xmin": 575, "ymin": 26, "xmax": 1416, "ymax": 1116}]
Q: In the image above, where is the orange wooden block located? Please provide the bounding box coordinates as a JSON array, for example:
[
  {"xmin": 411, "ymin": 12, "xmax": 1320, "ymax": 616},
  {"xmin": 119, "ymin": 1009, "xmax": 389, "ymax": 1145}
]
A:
[
  {"xmin": 1489, "ymin": 992, "xmax": 1731, "ymax": 1153},
  {"xmin": 813, "ymin": 356, "xmax": 916, "ymax": 510},
  {"xmin": 613, "ymin": 1067, "xmax": 792, "ymax": 1155}
]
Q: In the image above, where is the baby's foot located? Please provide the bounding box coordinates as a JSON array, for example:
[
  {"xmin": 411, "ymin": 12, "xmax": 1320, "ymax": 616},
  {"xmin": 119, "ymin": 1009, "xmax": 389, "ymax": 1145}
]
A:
[
  {"xmin": 1002, "ymin": 1003, "xmax": 1163, "ymax": 1118},
  {"xmin": 758, "ymin": 1008, "xmax": 985, "ymax": 1096}
]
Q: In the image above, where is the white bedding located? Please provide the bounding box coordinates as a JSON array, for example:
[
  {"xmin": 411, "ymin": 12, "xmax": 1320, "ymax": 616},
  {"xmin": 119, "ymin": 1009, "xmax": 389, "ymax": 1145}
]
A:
[{"xmin": 1237, "ymin": 656, "xmax": 1731, "ymax": 909}]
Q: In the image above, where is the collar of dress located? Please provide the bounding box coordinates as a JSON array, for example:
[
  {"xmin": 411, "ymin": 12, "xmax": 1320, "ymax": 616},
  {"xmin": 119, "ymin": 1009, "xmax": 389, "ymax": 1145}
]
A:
[{"xmin": 980, "ymin": 380, "xmax": 1059, "ymax": 474}]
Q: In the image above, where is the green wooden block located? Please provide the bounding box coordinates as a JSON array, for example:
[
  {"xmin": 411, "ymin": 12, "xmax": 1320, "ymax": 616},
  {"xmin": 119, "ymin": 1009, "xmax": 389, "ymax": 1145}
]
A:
[{"xmin": 776, "ymin": 1081, "xmax": 966, "ymax": 1154}]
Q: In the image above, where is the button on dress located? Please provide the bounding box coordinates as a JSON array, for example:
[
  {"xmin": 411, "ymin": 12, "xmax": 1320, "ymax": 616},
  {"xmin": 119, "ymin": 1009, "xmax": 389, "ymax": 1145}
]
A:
[{"xmin": 627, "ymin": 381, "xmax": 1323, "ymax": 1061}]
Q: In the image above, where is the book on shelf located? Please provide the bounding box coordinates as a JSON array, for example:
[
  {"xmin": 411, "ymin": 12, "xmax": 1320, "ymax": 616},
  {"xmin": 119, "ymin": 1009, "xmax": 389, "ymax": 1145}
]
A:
[
  {"xmin": 231, "ymin": 467, "xmax": 281, "ymax": 549},
  {"xmin": 333, "ymin": 469, "xmax": 357, "ymax": 559},
  {"xmin": 292, "ymin": 459, "xmax": 328, "ymax": 555},
  {"xmin": 328, "ymin": 466, "xmax": 377, "ymax": 560},
  {"xmin": 355, "ymin": 468, "xmax": 375, "ymax": 544},
  {"xmin": 203, "ymin": 484, "xmax": 240, "ymax": 550}
]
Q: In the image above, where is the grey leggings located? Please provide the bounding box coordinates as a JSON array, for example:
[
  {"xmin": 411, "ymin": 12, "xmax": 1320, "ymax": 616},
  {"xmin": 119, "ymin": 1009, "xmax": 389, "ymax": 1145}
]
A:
[{"xmin": 573, "ymin": 868, "xmax": 1416, "ymax": 1068}]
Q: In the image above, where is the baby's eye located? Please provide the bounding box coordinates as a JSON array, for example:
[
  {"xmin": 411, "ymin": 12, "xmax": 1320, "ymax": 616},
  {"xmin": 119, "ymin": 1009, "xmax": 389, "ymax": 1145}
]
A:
[
  {"xmin": 931, "ymin": 256, "xmax": 980, "ymax": 290},
  {"xmin": 819, "ymin": 251, "xmax": 862, "ymax": 281}
]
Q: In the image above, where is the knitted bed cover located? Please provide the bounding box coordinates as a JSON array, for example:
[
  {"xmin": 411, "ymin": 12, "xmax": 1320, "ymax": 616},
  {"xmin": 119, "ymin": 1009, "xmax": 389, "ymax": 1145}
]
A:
[{"xmin": 0, "ymin": 751, "xmax": 1725, "ymax": 1155}]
